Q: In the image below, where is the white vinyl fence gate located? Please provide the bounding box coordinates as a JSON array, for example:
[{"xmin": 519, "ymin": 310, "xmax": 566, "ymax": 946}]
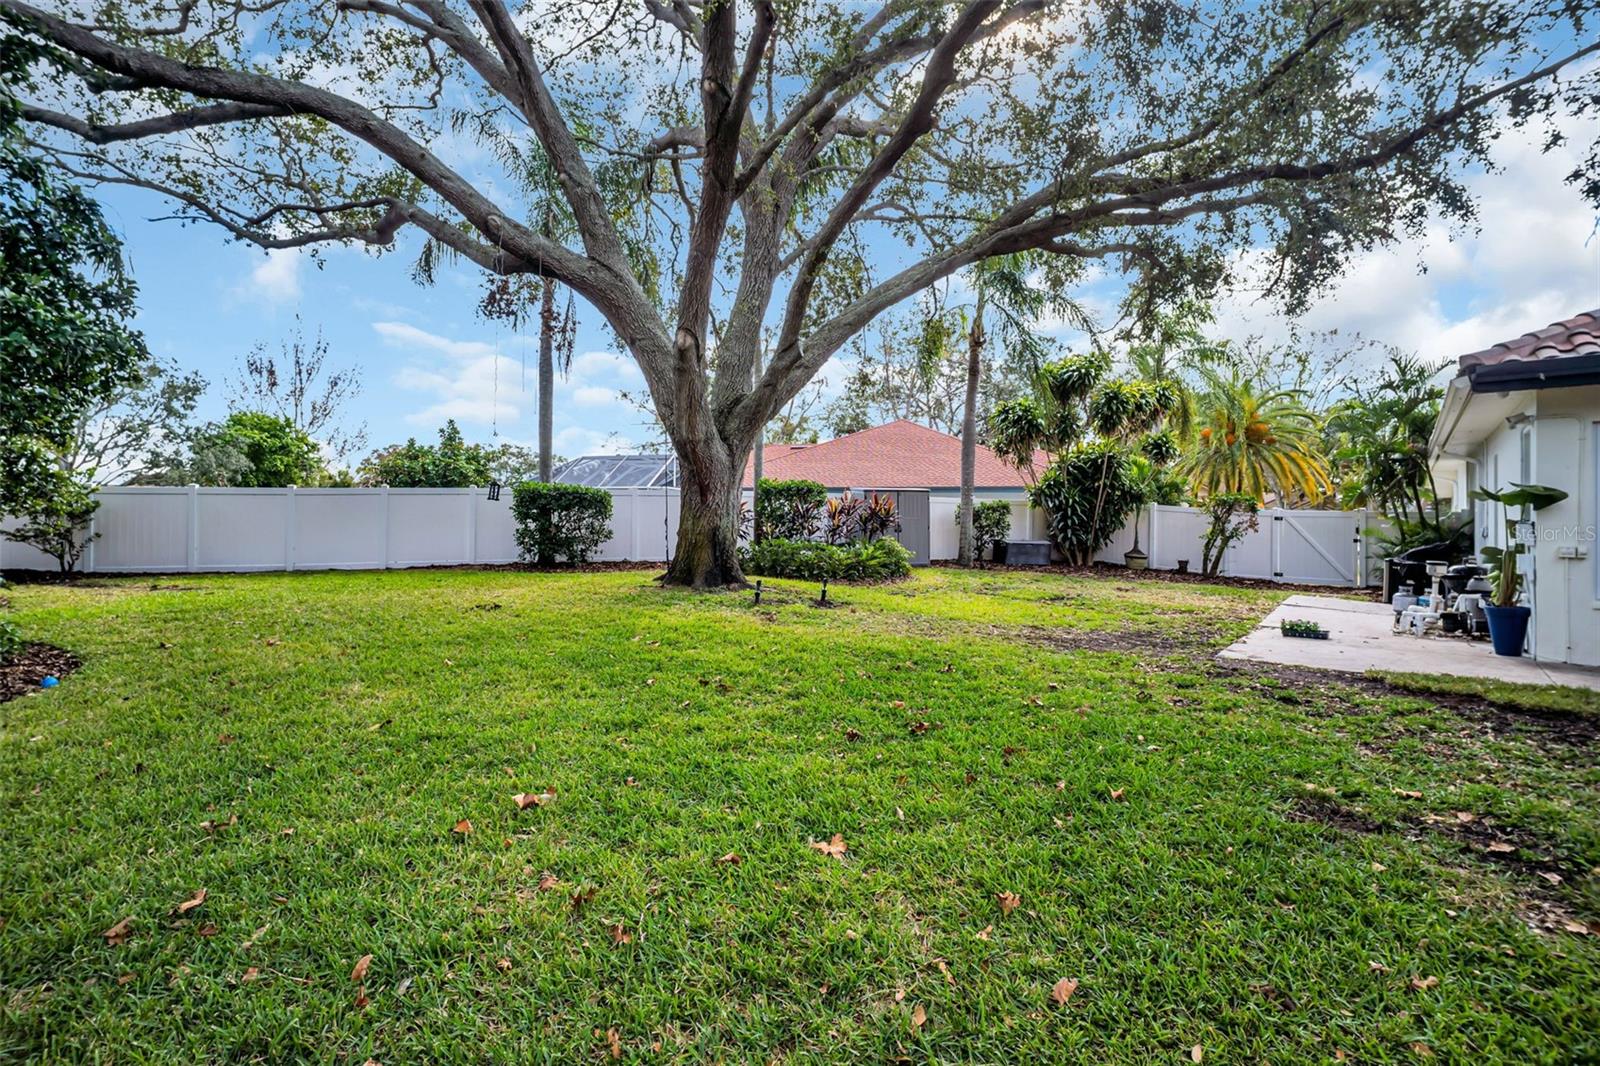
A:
[{"xmin": 2, "ymin": 487, "xmax": 1381, "ymax": 587}]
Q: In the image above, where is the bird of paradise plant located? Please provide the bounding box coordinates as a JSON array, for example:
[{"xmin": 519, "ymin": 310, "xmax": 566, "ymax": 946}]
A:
[{"xmin": 1179, "ymin": 367, "xmax": 1332, "ymax": 504}]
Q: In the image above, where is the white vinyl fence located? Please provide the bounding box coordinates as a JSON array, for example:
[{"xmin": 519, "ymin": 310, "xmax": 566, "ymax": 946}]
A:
[
  {"xmin": 1089, "ymin": 504, "xmax": 1380, "ymax": 585},
  {"xmin": 0, "ymin": 486, "xmax": 682, "ymax": 573},
  {"xmin": 2, "ymin": 486, "xmax": 1382, "ymax": 586}
]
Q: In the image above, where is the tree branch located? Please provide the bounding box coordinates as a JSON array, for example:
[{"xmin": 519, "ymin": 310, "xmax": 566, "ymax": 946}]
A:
[{"xmin": 20, "ymin": 100, "xmax": 291, "ymax": 143}]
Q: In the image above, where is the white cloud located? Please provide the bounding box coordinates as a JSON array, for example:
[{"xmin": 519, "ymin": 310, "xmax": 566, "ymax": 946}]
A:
[
  {"xmin": 376, "ymin": 323, "xmax": 654, "ymax": 437},
  {"xmin": 572, "ymin": 385, "xmax": 620, "ymax": 406},
  {"xmin": 373, "ymin": 321, "xmax": 503, "ymax": 360},
  {"xmin": 237, "ymin": 248, "xmax": 304, "ymax": 304},
  {"xmin": 1210, "ymin": 114, "xmax": 1600, "ymax": 369}
]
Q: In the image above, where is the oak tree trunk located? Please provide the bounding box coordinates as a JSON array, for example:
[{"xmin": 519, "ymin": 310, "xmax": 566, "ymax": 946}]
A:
[{"xmin": 662, "ymin": 438, "xmax": 747, "ymax": 589}]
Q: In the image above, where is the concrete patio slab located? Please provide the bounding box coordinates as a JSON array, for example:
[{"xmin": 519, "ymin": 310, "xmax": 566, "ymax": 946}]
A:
[{"xmin": 1219, "ymin": 594, "xmax": 1600, "ymax": 692}]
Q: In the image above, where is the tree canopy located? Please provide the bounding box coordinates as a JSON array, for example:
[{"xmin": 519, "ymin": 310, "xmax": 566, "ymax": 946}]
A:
[{"xmin": 3, "ymin": 0, "xmax": 1595, "ymax": 584}]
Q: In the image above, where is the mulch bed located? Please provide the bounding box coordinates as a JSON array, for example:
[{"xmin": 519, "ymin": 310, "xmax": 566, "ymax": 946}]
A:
[
  {"xmin": 0, "ymin": 643, "xmax": 80, "ymax": 703},
  {"xmin": 936, "ymin": 560, "xmax": 1380, "ymax": 600}
]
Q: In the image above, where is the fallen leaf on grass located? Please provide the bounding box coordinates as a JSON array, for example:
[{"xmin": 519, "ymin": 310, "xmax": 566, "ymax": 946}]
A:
[
  {"xmin": 1050, "ymin": 977, "xmax": 1078, "ymax": 1005},
  {"xmin": 1538, "ymin": 871, "xmax": 1564, "ymax": 886},
  {"xmin": 116, "ymin": 973, "xmax": 135, "ymax": 985},
  {"xmin": 351, "ymin": 954, "xmax": 372, "ymax": 982},
  {"xmin": 537, "ymin": 872, "xmax": 560, "ymax": 891},
  {"xmin": 175, "ymin": 889, "xmax": 207, "ymax": 915},
  {"xmin": 199, "ymin": 813, "xmax": 237, "ymax": 833},
  {"xmin": 452, "ymin": 819, "xmax": 473, "ymax": 835},
  {"xmin": 241, "ymin": 966, "xmax": 261, "ymax": 983},
  {"xmin": 1368, "ymin": 960, "xmax": 1390, "ymax": 973},
  {"xmin": 843, "ymin": 728, "xmax": 862, "ymax": 742},
  {"xmin": 1409, "ymin": 1043, "xmax": 1433, "ymax": 1058},
  {"xmin": 975, "ymin": 925, "xmax": 993, "ymax": 941},
  {"xmin": 513, "ymin": 790, "xmax": 556, "ymax": 810},
  {"xmin": 1108, "ymin": 788, "xmax": 1126, "ymax": 802},
  {"xmin": 1191, "ymin": 1046, "xmax": 1204, "ymax": 1063},
  {"xmin": 102, "ymin": 917, "xmax": 132, "ymax": 946},
  {"xmin": 496, "ymin": 957, "xmax": 512, "ymax": 972},
  {"xmin": 1485, "ymin": 841, "xmax": 1516, "ymax": 854},
  {"xmin": 809, "ymin": 834, "xmax": 847, "ymax": 859},
  {"xmin": 605, "ymin": 1027, "xmax": 622, "ymax": 1059},
  {"xmin": 890, "ymin": 700, "xmax": 905, "ymax": 709},
  {"xmin": 1391, "ymin": 788, "xmax": 1423, "ymax": 799},
  {"xmin": 996, "ymin": 891, "xmax": 1022, "ymax": 916},
  {"xmin": 197, "ymin": 922, "xmax": 219, "ymax": 937},
  {"xmin": 608, "ymin": 922, "xmax": 633, "ymax": 945},
  {"xmin": 1454, "ymin": 811, "xmax": 1476, "ymax": 823},
  {"xmin": 1409, "ymin": 975, "xmax": 1439, "ymax": 991},
  {"xmin": 1562, "ymin": 920, "xmax": 1592, "ymax": 935},
  {"xmin": 910, "ymin": 1004, "xmax": 927, "ymax": 1029},
  {"xmin": 715, "ymin": 852, "xmax": 742, "ymax": 865},
  {"xmin": 570, "ymin": 886, "xmax": 598, "ymax": 911}
]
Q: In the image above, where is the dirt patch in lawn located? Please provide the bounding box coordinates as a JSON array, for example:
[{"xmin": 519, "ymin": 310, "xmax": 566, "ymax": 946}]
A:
[
  {"xmin": 1, "ymin": 644, "xmax": 81, "ymax": 702},
  {"xmin": 1288, "ymin": 794, "xmax": 1385, "ymax": 834},
  {"xmin": 1214, "ymin": 660, "xmax": 1600, "ymax": 747},
  {"xmin": 1020, "ymin": 623, "xmax": 1240, "ymax": 656},
  {"xmin": 937, "ymin": 560, "xmax": 1379, "ymax": 600}
]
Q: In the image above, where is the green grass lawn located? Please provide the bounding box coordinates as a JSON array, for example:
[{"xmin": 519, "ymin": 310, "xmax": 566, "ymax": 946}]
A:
[{"xmin": 2, "ymin": 567, "xmax": 1597, "ymax": 1063}]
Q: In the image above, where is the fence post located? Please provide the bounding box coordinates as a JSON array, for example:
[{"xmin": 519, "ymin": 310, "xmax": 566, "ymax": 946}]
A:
[
  {"xmin": 284, "ymin": 486, "xmax": 296, "ymax": 572},
  {"xmin": 382, "ymin": 485, "xmax": 392, "ymax": 568},
  {"xmin": 466, "ymin": 488, "xmax": 479, "ymax": 565},
  {"xmin": 86, "ymin": 506, "xmax": 97, "ymax": 574},
  {"xmin": 630, "ymin": 489, "xmax": 641, "ymax": 561},
  {"xmin": 187, "ymin": 484, "xmax": 200, "ymax": 572},
  {"xmin": 1148, "ymin": 504, "xmax": 1161, "ymax": 569}
]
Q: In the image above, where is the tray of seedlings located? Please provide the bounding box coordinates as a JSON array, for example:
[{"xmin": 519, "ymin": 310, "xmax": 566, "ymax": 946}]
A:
[{"xmin": 1280, "ymin": 619, "xmax": 1329, "ymax": 640}]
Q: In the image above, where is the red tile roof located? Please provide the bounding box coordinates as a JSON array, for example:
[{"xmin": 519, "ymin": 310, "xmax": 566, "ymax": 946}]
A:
[
  {"xmin": 1458, "ymin": 309, "xmax": 1600, "ymax": 371},
  {"xmin": 742, "ymin": 419, "xmax": 1036, "ymax": 490}
]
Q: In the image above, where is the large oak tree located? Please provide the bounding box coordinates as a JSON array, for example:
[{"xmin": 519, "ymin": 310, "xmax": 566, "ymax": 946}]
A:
[{"xmin": 3, "ymin": 0, "xmax": 1595, "ymax": 586}]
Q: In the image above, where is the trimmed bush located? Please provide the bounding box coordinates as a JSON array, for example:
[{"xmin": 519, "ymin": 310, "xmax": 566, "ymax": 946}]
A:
[
  {"xmin": 511, "ymin": 482, "xmax": 613, "ymax": 565},
  {"xmin": 754, "ymin": 478, "xmax": 826, "ymax": 541},
  {"xmin": 957, "ymin": 500, "xmax": 1013, "ymax": 562},
  {"xmin": 741, "ymin": 536, "xmax": 911, "ymax": 581}
]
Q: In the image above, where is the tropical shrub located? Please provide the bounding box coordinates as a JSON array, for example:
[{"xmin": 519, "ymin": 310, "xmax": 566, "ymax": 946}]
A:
[
  {"xmin": 741, "ymin": 537, "xmax": 911, "ymax": 581},
  {"xmin": 754, "ymin": 478, "xmax": 826, "ymax": 541},
  {"xmin": 990, "ymin": 351, "xmax": 1180, "ymax": 563},
  {"xmin": 957, "ymin": 500, "xmax": 1012, "ymax": 563},
  {"xmin": 511, "ymin": 482, "xmax": 613, "ymax": 565},
  {"xmin": 823, "ymin": 492, "xmax": 864, "ymax": 545},
  {"xmin": 1198, "ymin": 492, "xmax": 1259, "ymax": 577},
  {"xmin": 856, "ymin": 492, "xmax": 901, "ymax": 543},
  {"xmin": 1030, "ymin": 442, "xmax": 1140, "ymax": 566}
]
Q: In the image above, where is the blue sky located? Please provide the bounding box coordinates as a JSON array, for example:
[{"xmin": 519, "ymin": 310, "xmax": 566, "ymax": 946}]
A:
[{"xmin": 96, "ymin": 104, "xmax": 1600, "ymax": 466}]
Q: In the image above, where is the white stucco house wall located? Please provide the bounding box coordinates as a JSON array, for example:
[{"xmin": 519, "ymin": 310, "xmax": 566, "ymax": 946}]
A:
[{"xmin": 1430, "ymin": 310, "xmax": 1599, "ymax": 667}]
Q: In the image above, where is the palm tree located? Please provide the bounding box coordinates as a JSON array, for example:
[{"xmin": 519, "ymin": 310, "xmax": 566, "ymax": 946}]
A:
[
  {"xmin": 953, "ymin": 255, "xmax": 1081, "ymax": 566},
  {"xmin": 1179, "ymin": 367, "xmax": 1331, "ymax": 504}
]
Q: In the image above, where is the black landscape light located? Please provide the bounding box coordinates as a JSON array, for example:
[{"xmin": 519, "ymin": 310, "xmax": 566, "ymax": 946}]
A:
[
  {"xmin": 487, "ymin": 481, "xmax": 502, "ymax": 501},
  {"xmin": 753, "ymin": 579, "xmax": 763, "ymax": 605},
  {"xmin": 819, "ymin": 577, "xmax": 829, "ymax": 604}
]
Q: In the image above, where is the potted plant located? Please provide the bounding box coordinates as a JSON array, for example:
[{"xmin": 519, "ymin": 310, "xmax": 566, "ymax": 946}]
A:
[
  {"xmin": 1122, "ymin": 456, "xmax": 1164, "ymax": 570},
  {"xmin": 1468, "ymin": 482, "xmax": 1568, "ymax": 657}
]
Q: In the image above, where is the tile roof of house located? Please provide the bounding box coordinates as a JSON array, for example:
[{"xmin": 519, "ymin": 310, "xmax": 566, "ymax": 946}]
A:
[
  {"xmin": 742, "ymin": 419, "xmax": 1036, "ymax": 490},
  {"xmin": 1457, "ymin": 309, "xmax": 1600, "ymax": 371}
]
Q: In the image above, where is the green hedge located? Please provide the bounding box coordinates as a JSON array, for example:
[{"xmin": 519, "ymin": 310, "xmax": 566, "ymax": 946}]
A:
[
  {"xmin": 754, "ymin": 478, "xmax": 827, "ymax": 541},
  {"xmin": 741, "ymin": 537, "xmax": 912, "ymax": 581},
  {"xmin": 510, "ymin": 482, "xmax": 613, "ymax": 565}
]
